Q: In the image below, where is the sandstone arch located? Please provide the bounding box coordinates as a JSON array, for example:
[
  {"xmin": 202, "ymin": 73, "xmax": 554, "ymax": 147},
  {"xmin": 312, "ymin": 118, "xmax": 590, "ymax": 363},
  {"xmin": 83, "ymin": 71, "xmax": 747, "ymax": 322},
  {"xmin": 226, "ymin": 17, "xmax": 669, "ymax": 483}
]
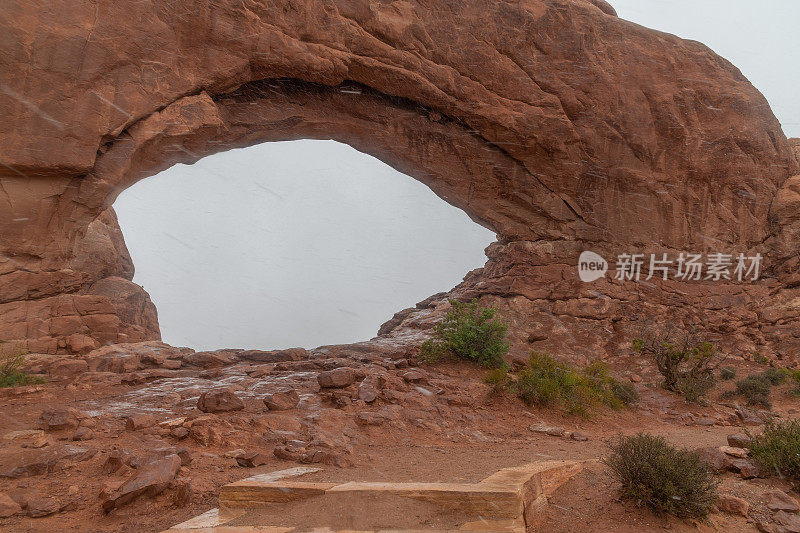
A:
[{"xmin": 1, "ymin": 0, "xmax": 798, "ymax": 358}]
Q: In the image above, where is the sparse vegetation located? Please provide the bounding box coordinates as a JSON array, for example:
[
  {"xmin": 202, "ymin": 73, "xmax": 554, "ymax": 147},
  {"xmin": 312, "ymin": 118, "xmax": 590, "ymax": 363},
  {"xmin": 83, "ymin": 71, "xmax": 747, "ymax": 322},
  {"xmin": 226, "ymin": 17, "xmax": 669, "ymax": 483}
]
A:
[
  {"xmin": 632, "ymin": 326, "xmax": 722, "ymax": 403},
  {"xmin": 605, "ymin": 433, "xmax": 718, "ymax": 518},
  {"xmin": 483, "ymin": 367, "xmax": 512, "ymax": 392},
  {"xmin": 611, "ymin": 380, "xmax": 641, "ymax": 406},
  {"xmin": 748, "ymin": 420, "xmax": 800, "ymax": 484},
  {"xmin": 789, "ymin": 369, "xmax": 800, "ymax": 394},
  {"xmin": 419, "ymin": 299, "xmax": 509, "ymax": 368},
  {"xmin": 0, "ymin": 343, "xmax": 42, "ymax": 388},
  {"xmin": 753, "ymin": 352, "xmax": 770, "ymax": 365},
  {"xmin": 719, "ymin": 367, "xmax": 736, "ymax": 380},
  {"xmin": 722, "ymin": 368, "xmax": 789, "ymax": 408},
  {"xmin": 490, "ymin": 352, "xmax": 637, "ymax": 416}
]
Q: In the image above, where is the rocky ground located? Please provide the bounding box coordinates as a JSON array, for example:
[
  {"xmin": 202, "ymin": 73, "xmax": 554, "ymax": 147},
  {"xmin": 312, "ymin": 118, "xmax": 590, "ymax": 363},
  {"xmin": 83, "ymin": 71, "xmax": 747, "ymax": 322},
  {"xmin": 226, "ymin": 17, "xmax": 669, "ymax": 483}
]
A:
[{"xmin": 1, "ymin": 340, "xmax": 800, "ymax": 532}]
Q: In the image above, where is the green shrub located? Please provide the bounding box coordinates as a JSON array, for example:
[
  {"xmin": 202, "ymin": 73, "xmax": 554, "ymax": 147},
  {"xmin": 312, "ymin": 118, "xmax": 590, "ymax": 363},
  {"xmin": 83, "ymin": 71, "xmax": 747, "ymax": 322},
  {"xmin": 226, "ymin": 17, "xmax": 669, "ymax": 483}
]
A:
[
  {"xmin": 483, "ymin": 367, "xmax": 512, "ymax": 392},
  {"xmin": 675, "ymin": 373, "xmax": 716, "ymax": 404},
  {"xmin": 0, "ymin": 343, "xmax": 43, "ymax": 388},
  {"xmin": 762, "ymin": 367, "xmax": 789, "ymax": 385},
  {"xmin": 632, "ymin": 328, "xmax": 721, "ymax": 403},
  {"xmin": 512, "ymin": 353, "xmax": 635, "ymax": 416},
  {"xmin": 724, "ymin": 369, "xmax": 789, "ymax": 408},
  {"xmin": 605, "ymin": 433, "xmax": 718, "ymax": 518},
  {"xmin": 729, "ymin": 374, "xmax": 772, "ymax": 408},
  {"xmin": 719, "ymin": 367, "xmax": 736, "ymax": 380},
  {"xmin": 753, "ymin": 352, "xmax": 769, "ymax": 365},
  {"xmin": 611, "ymin": 381, "xmax": 641, "ymax": 406},
  {"xmin": 419, "ymin": 299, "xmax": 509, "ymax": 368},
  {"xmin": 789, "ymin": 370, "xmax": 800, "ymax": 394},
  {"xmin": 748, "ymin": 420, "xmax": 800, "ymax": 483}
]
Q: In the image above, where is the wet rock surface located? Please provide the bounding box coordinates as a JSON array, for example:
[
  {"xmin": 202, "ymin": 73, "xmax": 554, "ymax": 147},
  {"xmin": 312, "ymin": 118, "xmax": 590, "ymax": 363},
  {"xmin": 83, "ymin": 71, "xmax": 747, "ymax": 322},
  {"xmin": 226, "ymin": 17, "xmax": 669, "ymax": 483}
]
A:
[{"xmin": 1, "ymin": 339, "xmax": 799, "ymax": 532}]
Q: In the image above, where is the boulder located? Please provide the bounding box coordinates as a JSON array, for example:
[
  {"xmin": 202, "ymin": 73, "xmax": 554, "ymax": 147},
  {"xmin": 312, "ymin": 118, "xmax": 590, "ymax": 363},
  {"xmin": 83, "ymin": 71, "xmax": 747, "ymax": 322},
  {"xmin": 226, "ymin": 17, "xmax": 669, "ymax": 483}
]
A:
[
  {"xmin": 235, "ymin": 451, "xmax": 271, "ymax": 468},
  {"xmin": 185, "ymin": 350, "xmax": 237, "ymax": 369},
  {"xmin": 727, "ymin": 433, "xmax": 752, "ymax": 449},
  {"xmin": 1, "ymin": 445, "xmax": 95, "ymax": 478},
  {"xmin": 720, "ymin": 446, "xmax": 749, "ymax": 458},
  {"xmin": 273, "ymin": 445, "xmax": 304, "ymax": 462},
  {"xmin": 717, "ymin": 494, "xmax": 749, "ymax": 517},
  {"xmin": 766, "ymin": 490, "xmax": 800, "ymax": 513},
  {"xmin": 774, "ymin": 510, "xmax": 800, "ymax": 532},
  {"xmin": 240, "ymin": 348, "xmax": 306, "ymax": 363},
  {"xmin": 731, "ymin": 458, "xmax": 760, "ymax": 479},
  {"xmin": 0, "ymin": 492, "xmax": 22, "ymax": 518},
  {"xmin": 197, "ymin": 390, "xmax": 245, "ymax": 413},
  {"xmin": 170, "ymin": 427, "xmax": 189, "ymax": 440},
  {"xmin": 125, "ymin": 414, "xmax": 157, "ymax": 431},
  {"xmin": 71, "ymin": 427, "xmax": 94, "ymax": 441},
  {"xmin": 49, "ymin": 358, "xmax": 89, "ymax": 378},
  {"xmin": 66, "ymin": 334, "xmax": 100, "ymax": 355},
  {"xmin": 697, "ymin": 447, "xmax": 732, "ymax": 472},
  {"xmin": 26, "ymin": 497, "xmax": 60, "ymax": 518},
  {"xmin": 38, "ymin": 408, "xmax": 84, "ymax": 432},
  {"xmin": 263, "ymin": 389, "xmax": 300, "ymax": 411},
  {"xmin": 100, "ymin": 454, "xmax": 181, "ymax": 511},
  {"xmin": 358, "ymin": 377, "xmax": 380, "ymax": 403},
  {"xmin": 401, "ymin": 370, "xmax": 425, "ymax": 383},
  {"xmin": 102, "ymin": 449, "xmax": 135, "ymax": 475},
  {"xmin": 317, "ymin": 368, "xmax": 355, "ymax": 389}
]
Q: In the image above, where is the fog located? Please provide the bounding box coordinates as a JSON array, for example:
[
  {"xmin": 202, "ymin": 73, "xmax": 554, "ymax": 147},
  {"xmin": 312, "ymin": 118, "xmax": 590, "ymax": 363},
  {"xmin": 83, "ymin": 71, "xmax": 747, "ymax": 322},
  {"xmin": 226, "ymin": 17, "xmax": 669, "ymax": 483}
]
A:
[
  {"xmin": 115, "ymin": 141, "xmax": 495, "ymax": 350},
  {"xmin": 114, "ymin": 0, "xmax": 798, "ymax": 351}
]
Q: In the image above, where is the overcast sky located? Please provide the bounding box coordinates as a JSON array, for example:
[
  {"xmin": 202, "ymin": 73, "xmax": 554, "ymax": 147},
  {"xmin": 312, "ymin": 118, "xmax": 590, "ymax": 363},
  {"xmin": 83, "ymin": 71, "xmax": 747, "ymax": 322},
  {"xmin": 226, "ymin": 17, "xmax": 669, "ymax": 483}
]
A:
[{"xmin": 114, "ymin": 1, "xmax": 798, "ymax": 351}]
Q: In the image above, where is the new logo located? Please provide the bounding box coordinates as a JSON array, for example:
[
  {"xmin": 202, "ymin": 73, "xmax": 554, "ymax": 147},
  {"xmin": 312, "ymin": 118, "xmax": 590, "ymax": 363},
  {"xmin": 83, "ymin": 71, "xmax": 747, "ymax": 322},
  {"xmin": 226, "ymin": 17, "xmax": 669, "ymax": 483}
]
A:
[{"xmin": 578, "ymin": 251, "xmax": 608, "ymax": 282}]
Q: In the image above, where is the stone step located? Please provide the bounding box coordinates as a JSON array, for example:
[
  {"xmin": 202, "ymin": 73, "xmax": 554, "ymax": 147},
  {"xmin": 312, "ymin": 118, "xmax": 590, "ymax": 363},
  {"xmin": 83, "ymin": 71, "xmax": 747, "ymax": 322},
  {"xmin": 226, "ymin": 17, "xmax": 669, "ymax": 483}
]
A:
[{"xmin": 164, "ymin": 460, "xmax": 582, "ymax": 532}]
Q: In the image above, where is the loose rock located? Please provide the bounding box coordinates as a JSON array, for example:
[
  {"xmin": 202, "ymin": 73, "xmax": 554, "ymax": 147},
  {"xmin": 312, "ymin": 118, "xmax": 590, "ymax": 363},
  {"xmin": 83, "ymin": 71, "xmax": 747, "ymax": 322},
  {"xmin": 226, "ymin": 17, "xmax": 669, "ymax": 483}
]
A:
[
  {"xmin": 197, "ymin": 390, "xmax": 245, "ymax": 413},
  {"xmin": 38, "ymin": 408, "xmax": 83, "ymax": 431},
  {"xmin": 263, "ymin": 389, "xmax": 300, "ymax": 411},
  {"xmin": 317, "ymin": 368, "xmax": 355, "ymax": 389},
  {"xmin": 125, "ymin": 414, "xmax": 157, "ymax": 431},
  {"xmin": 235, "ymin": 451, "xmax": 271, "ymax": 467},
  {"xmin": 100, "ymin": 454, "xmax": 181, "ymax": 511},
  {"xmin": 766, "ymin": 490, "xmax": 800, "ymax": 513},
  {"xmin": 0, "ymin": 492, "xmax": 22, "ymax": 517},
  {"xmin": 27, "ymin": 497, "xmax": 60, "ymax": 518},
  {"xmin": 774, "ymin": 510, "xmax": 800, "ymax": 532},
  {"xmin": 727, "ymin": 433, "xmax": 752, "ymax": 449},
  {"xmin": 717, "ymin": 494, "xmax": 749, "ymax": 516}
]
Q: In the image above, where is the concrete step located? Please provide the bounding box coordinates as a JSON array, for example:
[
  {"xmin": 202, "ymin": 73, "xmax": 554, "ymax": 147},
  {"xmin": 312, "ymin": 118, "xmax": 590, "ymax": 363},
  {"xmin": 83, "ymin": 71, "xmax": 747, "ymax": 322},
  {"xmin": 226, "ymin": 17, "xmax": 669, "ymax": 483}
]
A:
[{"xmin": 164, "ymin": 460, "xmax": 582, "ymax": 532}]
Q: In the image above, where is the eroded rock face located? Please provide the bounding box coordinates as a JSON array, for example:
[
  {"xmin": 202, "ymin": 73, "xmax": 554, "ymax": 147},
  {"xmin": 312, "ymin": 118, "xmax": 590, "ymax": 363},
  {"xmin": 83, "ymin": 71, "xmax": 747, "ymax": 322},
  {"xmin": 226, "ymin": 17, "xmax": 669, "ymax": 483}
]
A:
[{"xmin": 0, "ymin": 0, "xmax": 797, "ymax": 355}]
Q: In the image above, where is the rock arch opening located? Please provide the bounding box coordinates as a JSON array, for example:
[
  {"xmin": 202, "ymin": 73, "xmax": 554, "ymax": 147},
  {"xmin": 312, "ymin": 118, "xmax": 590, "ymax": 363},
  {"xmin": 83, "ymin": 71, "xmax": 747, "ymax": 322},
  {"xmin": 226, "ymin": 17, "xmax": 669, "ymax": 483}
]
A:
[{"xmin": 113, "ymin": 140, "xmax": 495, "ymax": 350}]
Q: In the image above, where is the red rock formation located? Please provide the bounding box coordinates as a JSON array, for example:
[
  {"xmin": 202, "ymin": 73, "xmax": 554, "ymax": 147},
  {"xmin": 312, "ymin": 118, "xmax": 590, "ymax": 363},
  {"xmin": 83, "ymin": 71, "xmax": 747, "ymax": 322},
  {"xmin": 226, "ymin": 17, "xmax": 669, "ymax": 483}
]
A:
[{"xmin": 0, "ymin": 0, "xmax": 797, "ymax": 357}]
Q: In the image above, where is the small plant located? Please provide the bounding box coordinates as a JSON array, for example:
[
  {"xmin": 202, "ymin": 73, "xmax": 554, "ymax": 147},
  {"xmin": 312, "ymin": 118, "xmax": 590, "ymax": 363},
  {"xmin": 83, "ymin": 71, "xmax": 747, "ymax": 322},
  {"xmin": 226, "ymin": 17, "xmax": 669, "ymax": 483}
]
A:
[
  {"xmin": 748, "ymin": 420, "xmax": 800, "ymax": 484},
  {"xmin": 605, "ymin": 433, "xmax": 718, "ymax": 518},
  {"xmin": 762, "ymin": 367, "xmax": 789, "ymax": 385},
  {"xmin": 419, "ymin": 299, "xmax": 509, "ymax": 368},
  {"xmin": 789, "ymin": 369, "xmax": 800, "ymax": 394},
  {"xmin": 611, "ymin": 380, "xmax": 641, "ymax": 406},
  {"xmin": 728, "ymin": 373, "xmax": 772, "ymax": 407},
  {"xmin": 719, "ymin": 367, "xmax": 736, "ymax": 380},
  {"xmin": 511, "ymin": 353, "xmax": 636, "ymax": 416},
  {"xmin": 753, "ymin": 352, "xmax": 770, "ymax": 365},
  {"xmin": 632, "ymin": 325, "xmax": 722, "ymax": 403},
  {"xmin": 723, "ymin": 369, "xmax": 789, "ymax": 409},
  {"xmin": 483, "ymin": 367, "xmax": 512, "ymax": 392},
  {"xmin": 0, "ymin": 343, "xmax": 42, "ymax": 388}
]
